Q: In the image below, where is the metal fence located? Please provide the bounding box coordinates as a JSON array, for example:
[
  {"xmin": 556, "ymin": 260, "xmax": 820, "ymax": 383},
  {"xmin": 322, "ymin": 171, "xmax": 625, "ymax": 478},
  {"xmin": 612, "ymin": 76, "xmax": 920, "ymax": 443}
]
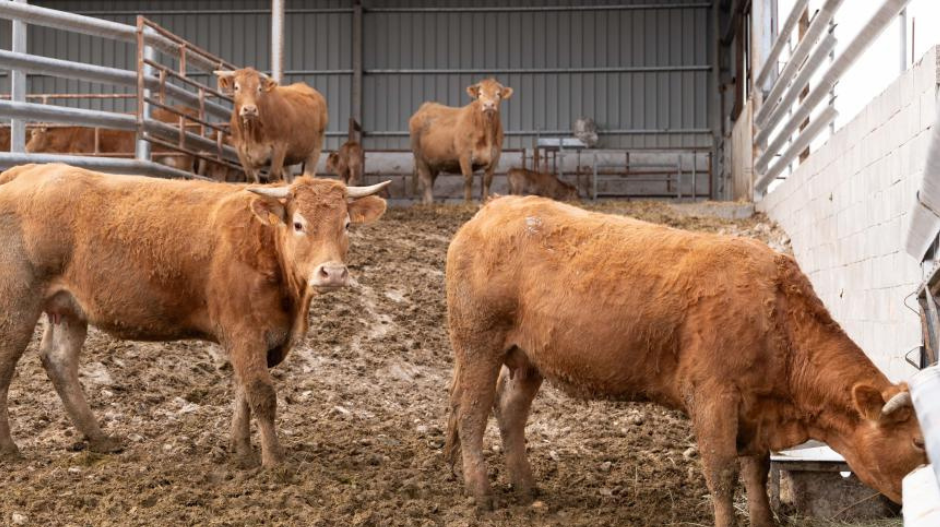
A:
[
  {"xmin": 0, "ymin": 1, "xmax": 240, "ymax": 178},
  {"xmin": 751, "ymin": 0, "xmax": 912, "ymax": 196}
]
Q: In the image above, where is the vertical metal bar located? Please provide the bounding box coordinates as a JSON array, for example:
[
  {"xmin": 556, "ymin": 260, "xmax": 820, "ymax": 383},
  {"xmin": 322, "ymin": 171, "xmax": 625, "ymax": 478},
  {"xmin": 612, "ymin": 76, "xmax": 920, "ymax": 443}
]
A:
[
  {"xmin": 711, "ymin": 0, "xmax": 722, "ymax": 199},
  {"xmin": 135, "ymin": 17, "xmax": 154, "ymax": 162},
  {"xmin": 692, "ymin": 154, "xmax": 697, "ymax": 200},
  {"xmin": 10, "ymin": 0, "xmax": 28, "ymax": 153},
  {"xmin": 352, "ymin": 0, "xmax": 363, "ymax": 131},
  {"xmin": 676, "ymin": 157, "xmax": 682, "ymax": 200},
  {"xmin": 271, "ymin": 0, "xmax": 285, "ymax": 83},
  {"xmin": 899, "ymin": 8, "xmax": 908, "ymax": 72},
  {"xmin": 592, "ymin": 152, "xmax": 598, "ymax": 201}
]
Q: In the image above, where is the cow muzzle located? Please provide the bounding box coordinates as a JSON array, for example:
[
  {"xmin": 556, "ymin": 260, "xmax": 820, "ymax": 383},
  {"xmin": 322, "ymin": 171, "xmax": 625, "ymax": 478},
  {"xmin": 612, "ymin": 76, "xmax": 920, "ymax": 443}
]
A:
[
  {"xmin": 240, "ymin": 105, "xmax": 259, "ymax": 119},
  {"xmin": 311, "ymin": 262, "xmax": 349, "ymax": 289}
]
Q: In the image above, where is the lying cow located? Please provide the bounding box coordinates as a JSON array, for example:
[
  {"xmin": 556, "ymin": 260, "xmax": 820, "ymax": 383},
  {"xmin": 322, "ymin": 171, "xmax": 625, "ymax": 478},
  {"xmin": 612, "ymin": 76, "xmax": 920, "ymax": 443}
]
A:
[
  {"xmin": 215, "ymin": 68, "xmax": 328, "ymax": 184},
  {"xmin": 0, "ymin": 163, "xmax": 389, "ymax": 467},
  {"xmin": 326, "ymin": 140, "xmax": 365, "ymax": 186},
  {"xmin": 507, "ymin": 168, "xmax": 579, "ymax": 201},
  {"xmin": 410, "ymin": 78, "xmax": 512, "ymax": 204},
  {"xmin": 445, "ymin": 196, "xmax": 925, "ymax": 526}
]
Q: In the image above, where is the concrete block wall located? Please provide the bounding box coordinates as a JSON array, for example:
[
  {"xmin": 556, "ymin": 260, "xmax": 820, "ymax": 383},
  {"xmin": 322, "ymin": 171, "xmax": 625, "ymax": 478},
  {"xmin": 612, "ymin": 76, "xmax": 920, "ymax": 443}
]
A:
[{"xmin": 758, "ymin": 47, "xmax": 940, "ymax": 381}]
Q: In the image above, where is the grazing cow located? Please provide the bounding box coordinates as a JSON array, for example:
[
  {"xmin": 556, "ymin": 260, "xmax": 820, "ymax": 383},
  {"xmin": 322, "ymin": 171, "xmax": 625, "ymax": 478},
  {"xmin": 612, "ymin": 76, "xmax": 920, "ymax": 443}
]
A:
[
  {"xmin": 409, "ymin": 78, "xmax": 512, "ymax": 204},
  {"xmin": 0, "ymin": 163, "xmax": 389, "ymax": 467},
  {"xmin": 507, "ymin": 168, "xmax": 579, "ymax": 201},
  {"xmin": 215, "ymin": 67, "xmax": 328, "ymax": 184},
  {"xmin": 444, "ymin": 196, "xmax": 926, "ymax": 527},
  {"xmin": 326, "ymin": 140, "xmax": 365, "ymax": 186}
]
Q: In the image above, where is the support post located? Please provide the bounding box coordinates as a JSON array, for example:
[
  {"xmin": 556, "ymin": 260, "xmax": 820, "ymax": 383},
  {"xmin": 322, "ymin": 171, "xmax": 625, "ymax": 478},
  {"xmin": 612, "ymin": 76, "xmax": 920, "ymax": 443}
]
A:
[
  {"xmin": 10, "ymin": 0, "xmax": 28, "ymax": 153},
  {"xmin": 271, "ymin": 0, "xmax": 285, "ymax": 82},
  {"xmin": 135, "ymin": 17, "xmax": 155, "ymax": 162},
  {"xmin": 351, "ymin": 0, "xmax": 363, "ymax": 132},
  {"xmin": 899, "ymin": 8, "xmax": 908, "ymax": 72}
]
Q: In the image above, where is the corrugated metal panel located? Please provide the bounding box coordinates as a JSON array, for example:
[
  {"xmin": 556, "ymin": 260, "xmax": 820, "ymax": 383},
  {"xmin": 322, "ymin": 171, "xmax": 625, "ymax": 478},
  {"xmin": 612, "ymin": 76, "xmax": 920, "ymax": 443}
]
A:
[{"xmin": 4, "ymin": 0, "xmax": 712, "ymax": 151}]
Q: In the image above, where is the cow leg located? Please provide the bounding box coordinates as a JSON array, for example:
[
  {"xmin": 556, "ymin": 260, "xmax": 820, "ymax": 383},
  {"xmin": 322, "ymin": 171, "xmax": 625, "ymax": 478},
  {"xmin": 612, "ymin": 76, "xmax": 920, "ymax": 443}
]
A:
[
  {"xmin": 482, "ymin": 166, "xmax": 496, "ymax": 201},
  {"xmin": 494, "ymin": 357, "xmax": 542, "ymax": 501},
  {"xmin": 448, "ymin": 339, "xmax": 504, "ymax": 510},
  {"xmin": 691, "ymin": 388, "xmax": 741, "ymax": 527},
  {"xmin": 229, "ymin": 382, "xmax": 255, "ymax": 464},
  {"xmin": 460, "ymin": 156, "xmax": 474, "ymax": 203},
  {"xmin": 229, "ymin": 345, "xmax": 282, "ymax": 467},
  {"xmin": 740, "ymin": 453, "xmax": 775, "ymax": 527},
  {"xmin": 303, "ymin": 135, "xmax": 324, "ymax": 179},
  {"xmin": 269, "ymin": 145, "xmax": 290, "ymax": 184},
  {"xmin": 237, "ymin": 150, "xmax": 264, "ymax": 184},
  {"xmin": 39, "ymin": 317, "xmax": 123, "ymax": 453},
  {"xmin": 0, "ymin": 279, "xmax": 42, "ymax": 459}
]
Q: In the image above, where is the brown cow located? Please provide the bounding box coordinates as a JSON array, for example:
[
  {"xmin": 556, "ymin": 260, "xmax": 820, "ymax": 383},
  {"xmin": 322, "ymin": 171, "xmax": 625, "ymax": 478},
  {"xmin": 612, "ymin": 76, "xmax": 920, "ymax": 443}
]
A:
[
  {"xmin": 444, "ymin": 196, "xmax": 925, "ymax": 526},
  {"xmin": 215, "ymin": 68, "xmax": 328, "ymax": 184},
  {"xmin": 409, "ymin": 78, "xmax": 512, "ymax": 204},
  {"xmin": 507, "ymin": 168, "xmax": 579, "ymax": 201},
  {"xmin": 0, "ymin": 163, "xmax": 390, "ymax": 466},
  {"xmin": 326, "ymin": 140, "xmax": 365, "ymax": 186}
]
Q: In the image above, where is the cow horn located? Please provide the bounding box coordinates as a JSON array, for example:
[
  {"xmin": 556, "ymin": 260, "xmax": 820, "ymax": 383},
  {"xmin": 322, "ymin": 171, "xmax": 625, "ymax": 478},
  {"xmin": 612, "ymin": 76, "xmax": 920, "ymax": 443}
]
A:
[
  {"xmin": 347, "ymin": 180, "xmax": 391, "ymax": 199},
  {"xmin": 248, "ymin": 187, "xmax": 291, "ymax": 200},
  {"xmin": 213, "ymin": 70, "xmax": 234, "ymax": 78},
  {"xmin": 882, "ymin": 392, "xmax": 912, "ymax": 416}
]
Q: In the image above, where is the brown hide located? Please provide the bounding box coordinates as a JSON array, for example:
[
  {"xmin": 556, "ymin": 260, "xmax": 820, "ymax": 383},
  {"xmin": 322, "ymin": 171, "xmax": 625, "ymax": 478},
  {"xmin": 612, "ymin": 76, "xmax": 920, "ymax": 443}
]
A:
[
  {"xmin": 0, "ymin": 163, "xmax": 388, "ymax": 466},
  {"xmin": 216, "ymin": 68, "xmax": 328, "ymax": 184},
  {"xmin": 507, "ymin": 168, "xmax": 579, "ymax": 201},
  {"xmin": 409, "ymin": 78, "xmax": 512, "ymax": 204},
  {"xmin": 444, "ymin": 196, "xmax": 924, "ymax": 524},
  {"xmin": 0, "ymin": 126, "xmax": 9, "ymax": 151},
  {"xmin": 326, "ymin": 140, "xmax": 365, "ymax": 186}
]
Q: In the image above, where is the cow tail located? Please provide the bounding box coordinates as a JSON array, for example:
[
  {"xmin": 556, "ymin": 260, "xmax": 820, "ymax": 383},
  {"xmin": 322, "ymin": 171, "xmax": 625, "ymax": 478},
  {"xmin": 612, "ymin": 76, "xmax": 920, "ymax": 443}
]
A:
[{"xmin": 443, "ymin": 358, "xmax": 463, "ymax": 475}]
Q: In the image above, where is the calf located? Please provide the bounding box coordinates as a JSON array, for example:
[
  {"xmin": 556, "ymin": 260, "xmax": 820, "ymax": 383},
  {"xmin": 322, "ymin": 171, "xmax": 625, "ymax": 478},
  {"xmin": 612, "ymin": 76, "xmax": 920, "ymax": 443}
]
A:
[
  {"xmin": 326, "ymin": 140, "xmax": 365, "ymax": 186},
  {"xmin": 445, "ymin": 196, "xmax": 925, "ymax": 527},
  {"xmin": 215, "ymin": 68, "xmax": 328, "ymax": 184},
  {"xmin": 507, "ymin": 168, "xmax": 579, "ymax": 201},
  {"xmin": 409, "ymin": 78, "xmax": 512, "ymax": 204},
  {"xmin": 0, "ymin": 163, "xmax": 389, "ymax": 466}
]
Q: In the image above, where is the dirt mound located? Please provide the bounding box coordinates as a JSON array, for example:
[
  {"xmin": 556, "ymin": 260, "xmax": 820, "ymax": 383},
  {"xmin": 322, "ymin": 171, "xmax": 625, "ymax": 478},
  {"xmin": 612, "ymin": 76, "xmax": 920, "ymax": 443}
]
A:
[{"xmin": 0, "ymin": 201, "xmax": 849, "ymax": 527}]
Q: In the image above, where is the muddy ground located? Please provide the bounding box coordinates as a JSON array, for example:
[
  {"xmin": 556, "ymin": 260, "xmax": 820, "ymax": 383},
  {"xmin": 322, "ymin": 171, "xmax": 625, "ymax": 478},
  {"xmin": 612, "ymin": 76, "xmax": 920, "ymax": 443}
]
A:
[{"xmin": 0, "ymin": 201, "xmax": 895, "ymax": 526}]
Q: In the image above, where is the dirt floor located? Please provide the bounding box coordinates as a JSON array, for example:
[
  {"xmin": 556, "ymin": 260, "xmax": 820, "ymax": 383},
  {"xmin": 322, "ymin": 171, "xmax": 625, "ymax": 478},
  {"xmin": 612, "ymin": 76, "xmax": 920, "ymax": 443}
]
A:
[{"xmin": 0, "ymin": 200, "xmax": 898, "ymax": 527}]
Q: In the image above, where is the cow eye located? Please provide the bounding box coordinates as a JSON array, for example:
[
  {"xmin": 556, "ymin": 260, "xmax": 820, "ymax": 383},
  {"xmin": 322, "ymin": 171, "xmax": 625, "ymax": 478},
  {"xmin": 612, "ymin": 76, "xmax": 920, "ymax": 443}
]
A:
[
  {"xmin": 293, "ymin": 221, "xmax": 304, "ymax": 233},
  {"xmin": 914, "ymin": 437, "xmax": 926, "ymax": 451},
  {"xmin": 257, "ymin": 85, "xmax": 262, "ymax": 94},
  {"xmin": 234, "ymin": 83, "xmax": 240, "ymax": 92}
]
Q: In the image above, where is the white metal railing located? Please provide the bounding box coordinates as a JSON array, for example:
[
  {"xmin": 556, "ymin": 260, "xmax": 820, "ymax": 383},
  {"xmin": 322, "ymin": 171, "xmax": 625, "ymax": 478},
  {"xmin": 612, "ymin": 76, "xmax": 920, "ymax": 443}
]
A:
[
  {"xmin": 0, "ymin": 1, "xmax": 242, "ymax": 179},
  {"xmin": 752, "ymin": 0, "xmax": 912, "ymax": 195}
]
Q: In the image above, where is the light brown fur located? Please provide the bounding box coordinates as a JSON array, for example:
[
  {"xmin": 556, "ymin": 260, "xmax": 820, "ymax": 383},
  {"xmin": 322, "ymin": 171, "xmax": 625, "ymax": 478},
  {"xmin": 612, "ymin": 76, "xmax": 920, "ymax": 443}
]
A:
[
  {"xmin": 0, "ymin": 163, "xmax": 387, "ymax": 467},
  {"xmin": 507, "ymin": 168, "xmax": 579, "ymax": 201},
  {"xmin": 444, "ymin": 196, "xmax": 925, "ymax": 526},
  {"xmin": 409, "ymin": 79, "xmax": 512, "ymax": 204},
  {"xmin": 216, "ymin": 67, "xmax": 328, "ymax": 184},
  {"xmin": 326, "ymin": 140, "xmax": 365, "ymax": 186}
]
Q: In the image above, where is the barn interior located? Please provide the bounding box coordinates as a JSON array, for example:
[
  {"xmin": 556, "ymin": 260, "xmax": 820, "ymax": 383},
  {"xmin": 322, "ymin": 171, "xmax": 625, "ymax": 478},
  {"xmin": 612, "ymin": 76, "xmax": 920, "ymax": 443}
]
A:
[{"xmin": 2, "ymin": 0, "xmax": 940, "ymax": 525}]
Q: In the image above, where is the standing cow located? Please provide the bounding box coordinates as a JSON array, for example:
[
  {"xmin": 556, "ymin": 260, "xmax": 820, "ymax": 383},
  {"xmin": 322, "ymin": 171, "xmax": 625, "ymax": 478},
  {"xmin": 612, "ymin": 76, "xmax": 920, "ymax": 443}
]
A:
[
  {"xmin": 0, "ymin": 163, "xmax": 389, "ymax": 467},
  {"xmin": 215, "ymin": 68, "xmax": 328, "ymax": 184},
  {"xmin": 507, "ymin": 168, "xmax": 579, "ymax": 201},
  {"xmin": 410, "ymin": 78, "xmax": 512, "ymax": 204},
  {"xmin": 445, "ymin": 196, "xmax": 925, "ymax": 527},
  {"xmin": 326, "ymin": 140, "xmax": 365, "ymax": 186}
]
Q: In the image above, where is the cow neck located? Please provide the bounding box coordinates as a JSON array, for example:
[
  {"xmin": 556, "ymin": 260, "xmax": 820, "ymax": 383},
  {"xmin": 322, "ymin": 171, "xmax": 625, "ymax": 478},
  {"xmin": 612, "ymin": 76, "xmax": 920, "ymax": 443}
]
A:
[
  {"xmin": 472, "ymin": 103, "xmax": 501, "ymax": 146},
  {"xmin": 237, "ymin": 116, "xmax": 266, "ymax": 144},
  {"xmin": 787, "ymin": 314, "xmax": 891, "ymax": 449}
]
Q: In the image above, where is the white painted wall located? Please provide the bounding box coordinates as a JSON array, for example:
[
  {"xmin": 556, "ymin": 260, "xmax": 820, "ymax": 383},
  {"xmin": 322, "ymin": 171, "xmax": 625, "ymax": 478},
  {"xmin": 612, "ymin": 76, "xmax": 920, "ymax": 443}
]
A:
[{"xmin": 758, "ymin": 47, "xmax": 940, "ymax": 381}]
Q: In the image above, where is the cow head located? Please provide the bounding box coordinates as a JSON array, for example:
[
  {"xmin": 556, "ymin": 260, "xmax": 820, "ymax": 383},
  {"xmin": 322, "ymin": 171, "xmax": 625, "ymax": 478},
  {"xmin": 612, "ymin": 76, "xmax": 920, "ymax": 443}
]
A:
[
  {"xmin": 467, "ymin": 79, "xmax": 513, "ymax": 117},
  {"xmin": 25, "ymin": 126, "xmax": 49, "ymax": 153},
  {"xmin": 214, "ymin": 68, "xmax": 278, "ymax": 123},
  {"xmin": 842, "ymin": 383, "xmax": 926, "ymax": 502},
  {"xmin": 326, "ymin": 152, "xmax": 342, "ymax": 175},
  {"xmin": 247, "ymin": 177, "xmax": 390, "ymax": 291}
]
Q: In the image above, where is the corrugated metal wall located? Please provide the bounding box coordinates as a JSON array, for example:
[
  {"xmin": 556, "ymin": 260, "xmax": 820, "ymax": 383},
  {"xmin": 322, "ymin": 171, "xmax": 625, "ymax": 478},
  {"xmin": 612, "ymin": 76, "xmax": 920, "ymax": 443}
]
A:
[{"xmin": 3, "ymin": 0, "xmax": 713, "ymax": 151}]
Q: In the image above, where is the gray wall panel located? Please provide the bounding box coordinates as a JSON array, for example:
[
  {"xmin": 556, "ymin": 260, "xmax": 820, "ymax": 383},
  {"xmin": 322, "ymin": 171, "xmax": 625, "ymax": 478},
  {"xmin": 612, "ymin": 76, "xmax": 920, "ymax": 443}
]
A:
[{"xmin": 3, "ymin": 0, "xmax": 712, "ymax": 151}]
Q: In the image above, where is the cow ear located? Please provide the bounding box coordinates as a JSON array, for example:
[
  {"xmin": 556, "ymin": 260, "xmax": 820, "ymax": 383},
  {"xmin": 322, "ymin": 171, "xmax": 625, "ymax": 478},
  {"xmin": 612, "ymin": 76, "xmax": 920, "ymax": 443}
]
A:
[
  {"xmin": 500, "ymin": 86, "xmax": 514, "ymax": 99},
  {"xmin": 852, "ymin": 383, "xmax": 886, "ymax": 421},
  {"xmin": 215, "ymin": 71, "xmax": 235, "ymax": 94},
  {"xmin": 263, "ymin": 77, "xmax": 278, "ymax": 92},
  {"xmin": 466, "ymin": 83, "xmax": 481, "ymax": 99},
  {"xmin": 250, "ymin": 197, "xmax": 288, "ymax": 226},
  {"xmin": 347, "ymin": 196, "xmax": 387, "ymax": 225}
]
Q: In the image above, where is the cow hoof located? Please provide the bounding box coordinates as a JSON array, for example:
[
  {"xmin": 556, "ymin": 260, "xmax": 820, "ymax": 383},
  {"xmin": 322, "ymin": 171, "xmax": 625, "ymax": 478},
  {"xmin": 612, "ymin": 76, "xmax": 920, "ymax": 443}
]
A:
[
  {"xmin": 467, "ymin": 495, "xmax": 494, "ymax": 512},
  {"xmin": 0, "ymin": 445, "xmax": 23, "ymax": 462},
  {"xmin": 261, "ymin": 452, "xmax": 284, "ymax": 468},
  {"xmin": 511, "ymin": 485, "xmax": 539, "ymax": 504},
  {"xmin": 88, "ymin": 436, "xmax": 125, "ymax": 454},
  {"xmin": 233, "ymin": 452, "xmax": 260, "ymax": 469}
]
